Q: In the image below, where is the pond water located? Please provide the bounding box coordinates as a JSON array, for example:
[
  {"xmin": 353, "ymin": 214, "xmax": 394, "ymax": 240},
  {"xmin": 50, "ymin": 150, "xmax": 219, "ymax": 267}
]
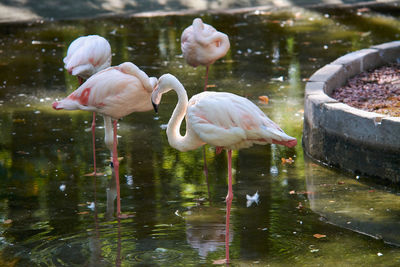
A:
[{"xmin": 1, "ymin": 6, "xmax": 400, "ymax": 266}]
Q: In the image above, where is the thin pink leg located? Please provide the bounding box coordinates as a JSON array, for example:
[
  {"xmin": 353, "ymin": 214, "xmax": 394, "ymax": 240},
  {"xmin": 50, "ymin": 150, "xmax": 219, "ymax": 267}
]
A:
[
  {"xmin": 204, "ymin": 65, "xmax": 209, "ymax": 91},
  {"xmin": 112, "ymin": 120, "xmax": 121, "ymax": 218},
  {"xmin": 92, "ymin": 112, "xmax": 97, "ymax": 176},
  {"xmin": 202, "ymin": 146, "xmax": 211, "ymax": 204},
  {"xmin": 225, "ymin": 149, "xmax": 233, "ymax": 263}
]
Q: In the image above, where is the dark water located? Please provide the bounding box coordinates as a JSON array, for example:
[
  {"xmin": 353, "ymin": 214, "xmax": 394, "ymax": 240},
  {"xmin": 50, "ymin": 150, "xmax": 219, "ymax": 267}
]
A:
[{"xmin": 1, "ymin": 7, "xmax": 400, "ymax": 266}]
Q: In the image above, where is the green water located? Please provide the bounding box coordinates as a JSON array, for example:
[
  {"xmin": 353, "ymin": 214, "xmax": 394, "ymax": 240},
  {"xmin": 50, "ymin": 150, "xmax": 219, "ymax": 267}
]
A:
[{"xmin": 1, "ymin": 7, "xmax": 400, "ymax": 266}]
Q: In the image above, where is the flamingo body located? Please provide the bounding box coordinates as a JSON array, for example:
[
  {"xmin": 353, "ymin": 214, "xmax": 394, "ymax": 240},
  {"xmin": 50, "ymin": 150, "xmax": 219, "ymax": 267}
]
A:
[
  {"xmin": 53, "ymin": 62, "xmax": 157, "ymax": 119},
  {"xmin": 187, "ymin": 91, "xmax": 297, "ymax": 150},
  {"xmin": 181, "ymin": 18, "xmax": 230, "ymax": 67},
  {"xmin": 63, "ymin": 35, "xmax": 112, "ymax": 80}
]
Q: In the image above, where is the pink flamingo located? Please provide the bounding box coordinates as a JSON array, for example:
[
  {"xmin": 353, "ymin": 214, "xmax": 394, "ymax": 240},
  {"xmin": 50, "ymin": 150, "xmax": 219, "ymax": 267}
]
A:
[
  {"xmin": 63, "ymin": 35, "xmax": 112, "ymax": 176},
  {"xmin": 151, "ymin": 74, "xmax": 297, "ymax": 263},
  {"xmin": 53, "ymin": 62, "xmax": 157, "ymax": 218},
  {"xmin": 181, "ymin": 18, "xmax": 230, "ymax": 185},
  {"xmin": 181, "ymin": 18, "xmax": 230, "ymax": 91}
]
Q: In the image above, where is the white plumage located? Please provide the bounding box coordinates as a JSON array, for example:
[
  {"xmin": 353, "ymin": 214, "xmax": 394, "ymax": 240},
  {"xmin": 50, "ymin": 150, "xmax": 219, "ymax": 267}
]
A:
[{"xmin": 63, "ymin": 35, "xmax": 111, "ymax": 80}]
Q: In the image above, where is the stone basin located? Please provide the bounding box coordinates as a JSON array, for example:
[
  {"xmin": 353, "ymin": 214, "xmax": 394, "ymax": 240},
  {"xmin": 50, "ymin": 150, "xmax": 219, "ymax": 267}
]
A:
[{"xmin": 303, "ymin": 41, "xmax": 400, "ymax": 183}]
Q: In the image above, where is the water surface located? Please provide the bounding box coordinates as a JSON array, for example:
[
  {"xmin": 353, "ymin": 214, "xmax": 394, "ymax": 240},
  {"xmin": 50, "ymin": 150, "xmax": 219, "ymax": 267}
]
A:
[{"xmin": 1, "ymin": 7, "xmax": 400, "ymax": 266}]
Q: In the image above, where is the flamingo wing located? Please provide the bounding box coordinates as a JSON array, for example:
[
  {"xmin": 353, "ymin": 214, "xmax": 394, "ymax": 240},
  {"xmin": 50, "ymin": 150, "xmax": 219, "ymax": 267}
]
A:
[{"xmin": 187, "ymin": 92, "xmax": 295, "ymax": 150}]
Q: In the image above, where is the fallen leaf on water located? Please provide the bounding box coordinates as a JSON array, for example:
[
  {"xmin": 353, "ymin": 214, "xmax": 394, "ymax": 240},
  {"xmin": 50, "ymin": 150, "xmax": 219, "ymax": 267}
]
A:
[
  {"xmin": 3, "ymin": 219, "xmax": 12, "ymax": 224},
  {"xmin": 13, "ymin": 118, "xmax": 26, "ymax": 123},
  {"xmin": 281, "ymin": 157, "xmax": 294, "ymax": 164},
  {"xmin": 258, "ymin": 95, "xmax": 269, "ymax": 104},
  {"xmin": 313, "ymin": 234, "xmax": 326, "ymax": 239}
]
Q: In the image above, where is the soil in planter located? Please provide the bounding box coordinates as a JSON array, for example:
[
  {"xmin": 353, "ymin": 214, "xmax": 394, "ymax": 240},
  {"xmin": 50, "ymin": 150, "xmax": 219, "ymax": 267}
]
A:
[{"xmin": 332, "ymin": 63, "xmax": 400, "ymax": 117}]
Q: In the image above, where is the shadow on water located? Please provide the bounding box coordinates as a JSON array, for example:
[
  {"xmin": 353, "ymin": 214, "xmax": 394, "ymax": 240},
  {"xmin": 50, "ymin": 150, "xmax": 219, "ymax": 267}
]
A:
[{"xmin": 1, "ymin": 6, "xmax": 400, "ymax": 266}]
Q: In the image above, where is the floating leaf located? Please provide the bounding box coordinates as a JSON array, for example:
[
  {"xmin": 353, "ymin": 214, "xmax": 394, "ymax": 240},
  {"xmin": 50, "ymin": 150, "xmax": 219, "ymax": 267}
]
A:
[
  {"xmin": 258, "ymin": 95, "xmax": 269, "ymax": 104},
  {"xmin": 313, "ymin": 234, "xmax": 326, "ymax": 239},
  {"xmin": 281, "ymin": 157, "xmax": 294, "ymax": 164}
]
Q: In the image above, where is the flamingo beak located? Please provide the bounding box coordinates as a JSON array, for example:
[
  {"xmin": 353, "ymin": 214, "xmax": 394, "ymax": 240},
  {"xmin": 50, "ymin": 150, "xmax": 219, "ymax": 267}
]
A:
[
  {"xmin": 52, "ymin": 101, "xmax": 60, "ymax": 110},
  {"xmin": 152, "ymin": 100, "xmax": 158, "ymax": 113}
]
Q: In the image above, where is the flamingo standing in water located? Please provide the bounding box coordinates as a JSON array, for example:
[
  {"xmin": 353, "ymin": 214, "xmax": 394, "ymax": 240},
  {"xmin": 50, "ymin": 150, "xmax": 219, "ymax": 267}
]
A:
[
  {"xmin": 181, "ymin": 18, "xmax": 230, "ymax": 185},
  {"xmin": 151, "ymin": 74, "xmax": 297, "ymax": 263},
  {"xmin": 181, "ymin": 18, "xmax": 230, "ymax": 91},
  {"xmin": 63, "ymin": 35, "xmax": 112, "ymax": 176},
  {"xmin": 53, "ymin": 62, "xmax": 157, "ymax": 218}
]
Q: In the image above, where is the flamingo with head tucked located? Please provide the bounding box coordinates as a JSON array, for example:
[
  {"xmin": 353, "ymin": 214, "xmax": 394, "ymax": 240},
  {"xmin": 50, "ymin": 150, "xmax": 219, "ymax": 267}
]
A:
[
  {"xmin": 63, "ymin": 35, "xmax": 112, "ymax": 176},
  {"xmin": 64, "ymin": 35, "xmax": 111, "ymax": 84},
  {"xmin": 53, "ymin": 62, "xmax": 157, "ymax": 218},
  {"xmin": 181, "ymin": 18, "xmax": 230, "ymax": 91},
  {"xmin": 151, "ymin": 74, "xmax": 297, "ymax": 263}
]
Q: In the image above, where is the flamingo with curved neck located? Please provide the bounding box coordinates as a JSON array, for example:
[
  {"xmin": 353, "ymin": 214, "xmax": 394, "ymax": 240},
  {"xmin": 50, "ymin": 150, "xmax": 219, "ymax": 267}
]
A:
[{"xmin": 152, "ymin": 73, "xmax": 297, "ymax": 263}]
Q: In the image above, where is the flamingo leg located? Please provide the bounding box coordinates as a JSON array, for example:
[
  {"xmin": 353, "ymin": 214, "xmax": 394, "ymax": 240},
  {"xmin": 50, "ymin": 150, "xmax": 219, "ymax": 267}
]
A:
[
  {"xmin": 204, "ymin": 65, "xmax": 209, "ymax": 91},
  {"xmin": 112, "ymin": 120, "xmax": 121, "ymax": 218},
  {"xmin": 92, "ymin": 112, "xmax": 97, "ymax": 175},
  {"xmin": 225, "ymin": 149, "xmax": 233, "ymax": 263},
  {"xmin": 202, "ymin": 146, "xmax": 212, "ymax": 204}
]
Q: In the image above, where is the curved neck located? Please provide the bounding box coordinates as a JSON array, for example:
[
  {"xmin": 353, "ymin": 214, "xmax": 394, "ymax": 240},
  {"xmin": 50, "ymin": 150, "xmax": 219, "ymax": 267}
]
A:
[{"xmin": 166, "ymin": 82, "xmax": 204, "ymax": 152}]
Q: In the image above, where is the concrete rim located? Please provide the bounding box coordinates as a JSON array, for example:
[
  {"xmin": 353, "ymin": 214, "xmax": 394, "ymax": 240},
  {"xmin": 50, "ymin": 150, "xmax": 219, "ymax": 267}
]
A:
[{"xmin": 303, "ymin": 41, "xmax": 400, "ymax": 182}]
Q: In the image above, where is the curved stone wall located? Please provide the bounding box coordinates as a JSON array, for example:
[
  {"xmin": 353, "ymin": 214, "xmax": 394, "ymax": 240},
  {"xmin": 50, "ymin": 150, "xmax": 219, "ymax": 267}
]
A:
[{"xmin": 303, "ymin": 41, "xmax": 400, "ymax": 183}]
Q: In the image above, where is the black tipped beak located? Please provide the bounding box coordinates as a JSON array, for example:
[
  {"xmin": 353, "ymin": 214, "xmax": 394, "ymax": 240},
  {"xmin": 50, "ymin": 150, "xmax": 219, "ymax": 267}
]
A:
[{"xmin": 152, "ymin": 101, "xmax": 158, "ymax": 113}]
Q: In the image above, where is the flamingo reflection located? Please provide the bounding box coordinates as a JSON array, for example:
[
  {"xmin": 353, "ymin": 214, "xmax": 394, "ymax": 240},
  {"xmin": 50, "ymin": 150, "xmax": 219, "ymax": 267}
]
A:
[{"xmin": 185, "ymin": 206, "xmax": 233, "ymax": 258}]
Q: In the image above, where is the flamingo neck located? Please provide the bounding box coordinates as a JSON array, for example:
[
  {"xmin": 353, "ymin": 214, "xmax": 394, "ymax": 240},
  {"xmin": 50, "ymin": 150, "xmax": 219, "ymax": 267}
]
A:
[{"xmin": 166, "ymin": 82, "xmax": 204, "ymax": 152}]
